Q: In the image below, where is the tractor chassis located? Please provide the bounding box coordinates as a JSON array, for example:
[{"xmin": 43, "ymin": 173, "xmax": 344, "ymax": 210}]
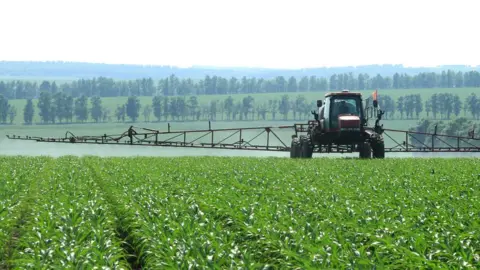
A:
[{"xmin": 289, "ymin": 121, "xmax": 385, "ymax": 159}]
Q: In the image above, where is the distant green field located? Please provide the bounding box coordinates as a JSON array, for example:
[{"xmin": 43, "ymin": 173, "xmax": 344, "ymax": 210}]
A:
[{"xmin": 6, "ymin": 87, "xmax": 479, "ymax": 125}]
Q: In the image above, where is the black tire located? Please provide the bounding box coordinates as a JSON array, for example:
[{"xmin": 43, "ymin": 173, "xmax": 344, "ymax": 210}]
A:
[
  {"xmin": 300, "ymin": 135, "xmax": 314, "ymax": 158},
  {"xmin": 290, "ymin": 137, "xmax": 301, "ymax": 158},
  {"xmin": 371, "ymin": 138, "xmax": 385, "ymax": 159},
  {"xmin": 294, "ymin": 141, "xmax": 302, "ymax": 158},
  {"xmin": 359, "ymin": 142, "xmax": 372, "ymax": 159},
  {"xmin": 290, "ymin": 139, "xmax": 296, "ymax": 158}
]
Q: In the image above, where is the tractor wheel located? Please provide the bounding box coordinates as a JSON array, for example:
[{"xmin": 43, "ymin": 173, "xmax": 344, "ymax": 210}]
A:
[
  {"xmin": 359, "ymin": 142, "xmax": 372, "ymax": 159},
  {"xmin": 290, "ymin": 139, "xmax": 296, "ymax": 158},
  {"xmin": 290, "ymin": 137, "xmax": 301, "ymax": 158},
  {"xmin": 300, "ymin": 135, "xmax": 313, "ymax": 158},
  {"xmin": 371, "ymin": 138, "xmax": 385, "ymax": 159}
]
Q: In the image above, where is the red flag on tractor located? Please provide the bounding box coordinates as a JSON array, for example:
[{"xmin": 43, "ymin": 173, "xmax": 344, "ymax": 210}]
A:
[{"xmin": 372, "ymin": 89, "xmax": 378, "ymax": 101}]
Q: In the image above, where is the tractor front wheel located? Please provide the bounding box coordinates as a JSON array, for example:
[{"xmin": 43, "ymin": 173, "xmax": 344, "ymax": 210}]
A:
[
  {"xmin": 291, "ymin": 135, "xmax": 314, "ymax": 159},
  {"xmin": 359, "ymin": 142, "xmax": 372, "ymax": 159},
  {"xmin": 300, "ymin": 135, "xmax": 313, "ymax": 158},
  {"xmin": 371, "ymin": 138, "xmax": 385, "ymax": 158},
  {"xmin": 290, "ymin": 137, "xmax": 301, "ymax": 158}
]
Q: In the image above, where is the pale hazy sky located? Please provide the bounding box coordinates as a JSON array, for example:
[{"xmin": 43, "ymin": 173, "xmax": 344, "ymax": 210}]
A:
[{"xmin": 0, "ymin": 0, "xmax": 479, "ymax": 68}]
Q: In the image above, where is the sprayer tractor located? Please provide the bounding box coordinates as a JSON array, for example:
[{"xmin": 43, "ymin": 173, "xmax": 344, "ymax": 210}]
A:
[{"xmin": 290, "ymin": 90, "xmax": 385, "ymax": 159}]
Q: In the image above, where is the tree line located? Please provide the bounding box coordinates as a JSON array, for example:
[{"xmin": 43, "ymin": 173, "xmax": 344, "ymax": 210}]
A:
[
  {"xmin": 0, "ymin": 70, "xmax": 480, "ymax": 100},
  {"xmin": 409, "ymin": 117, "xmax": 479, "ymax": 148},
  {"xmin": 1, "ymin": 92, "xmax": 479, "ymax": 125},
  {"xmin": 0, "ymin": 95, "xmax": 17, "ymax": 124},
  {"xmin": 370, "ymin": 93, "xmax": 479, "ymax": 120}
]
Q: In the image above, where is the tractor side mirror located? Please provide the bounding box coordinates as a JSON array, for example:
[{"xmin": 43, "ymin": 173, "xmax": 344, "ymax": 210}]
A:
[{"xmin": 317, "ymin": 100, "xmax": 322, "ymax": 107}]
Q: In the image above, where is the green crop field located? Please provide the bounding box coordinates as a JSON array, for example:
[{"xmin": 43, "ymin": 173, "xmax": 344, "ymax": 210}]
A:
[
  {"xmin": 6, "ymin": 87, "xmax": 479, "ymax": 125},
  {"xmin": 0, "ymin": 156, "xmax": 479, "ymax": 269}
]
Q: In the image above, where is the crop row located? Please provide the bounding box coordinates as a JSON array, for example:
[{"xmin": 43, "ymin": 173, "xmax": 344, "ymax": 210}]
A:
[
  {"xmin": 0, "ymin": 156, "xmax": 479, "ymax": 269},
  {"xmin": 1, "ymin": 157, "xmax": 129, "ymax": 269},
  {"xmin": 0, "ymin": 157, "xmax": 48, "ymax": 268}
]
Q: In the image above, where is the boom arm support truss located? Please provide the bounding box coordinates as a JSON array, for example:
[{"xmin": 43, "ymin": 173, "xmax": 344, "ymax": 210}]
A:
[
  {"xmin": 5, "ymin": 122, "xmax": 480, "ymax": 153},
  {"xmin": 6, "ymin": 123, "xmax": 294, "ymax": 152}
]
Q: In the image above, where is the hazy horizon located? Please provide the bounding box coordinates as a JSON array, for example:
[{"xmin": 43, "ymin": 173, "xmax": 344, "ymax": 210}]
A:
[
  {"xmin": 1, "ymin": 60, "xmax": 479, "ymax": 70},
  {"xmin": 0, "ymin": 0, "xmax": 479, "ymax": 69}
]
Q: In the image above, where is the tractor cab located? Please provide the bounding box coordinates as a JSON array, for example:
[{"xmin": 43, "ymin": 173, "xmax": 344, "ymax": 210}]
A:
[{"xmin": 314, "ymin": 90, "xmax": 364, "ymax": 133}]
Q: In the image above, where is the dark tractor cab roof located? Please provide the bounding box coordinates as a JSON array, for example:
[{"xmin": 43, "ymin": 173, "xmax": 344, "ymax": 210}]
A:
[{"xmin": 325, "ymin": 90, "xmax": 362, "ymax": 98}]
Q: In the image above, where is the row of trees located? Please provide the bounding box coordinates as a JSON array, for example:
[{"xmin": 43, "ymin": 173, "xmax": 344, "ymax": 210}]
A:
[
  {"xmin": 409, "ymin": 117, "xmax": 479, "ymax": 148},
  {"xmin": 21, "ymin": 94, "xmax": 318, "ymax": 124},
  {"xmin": 1, "ymin": 70, "xmax": 480, "ymax": 99},
  {"xmin": 0, "ymin": 95, "xmax": 17, "ymax": 124},
  {"xmin": 370, "ymin": 93, "xmax": 480, "ymax": 120},
  {"xmin": 29, "ymin": 92, "xmax": 110, "ymax": 124},
  {"xmin": 1, "ymin": 92, "xmax": 479, "ymax": 125}
]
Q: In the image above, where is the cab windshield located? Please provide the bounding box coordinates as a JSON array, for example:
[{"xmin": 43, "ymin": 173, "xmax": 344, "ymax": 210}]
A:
[
  {"xmin": 331, "ymin": 97, "xmax": 361, "ymax": 115},
  {"xmin": 330, "ymin": 96, "xmax": 362, "ymax": 128}
]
